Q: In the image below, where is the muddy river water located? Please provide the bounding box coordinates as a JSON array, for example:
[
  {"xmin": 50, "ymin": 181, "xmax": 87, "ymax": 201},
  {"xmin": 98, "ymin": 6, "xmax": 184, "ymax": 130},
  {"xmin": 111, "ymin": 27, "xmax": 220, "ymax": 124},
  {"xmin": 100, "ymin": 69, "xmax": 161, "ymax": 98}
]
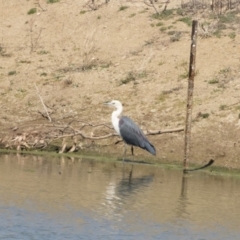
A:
[{"xmin": 0, "ymin": 153, "xmax": 240, "ymax": 239}]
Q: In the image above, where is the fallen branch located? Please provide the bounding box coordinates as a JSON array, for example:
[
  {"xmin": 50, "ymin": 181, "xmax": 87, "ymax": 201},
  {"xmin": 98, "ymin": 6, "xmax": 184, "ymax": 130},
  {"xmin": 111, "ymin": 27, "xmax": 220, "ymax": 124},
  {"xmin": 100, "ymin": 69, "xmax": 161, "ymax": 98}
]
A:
[
  {"xmin": 146, "ymin": 127, "xmax": 184, "ymax": 135},
  {"xmin": 2, "ymin": 119, "xmax": 184, "ymax": 152},
  {"xmin": 52, "ymin": 127, "xmax": 184, "ymax": 140}
]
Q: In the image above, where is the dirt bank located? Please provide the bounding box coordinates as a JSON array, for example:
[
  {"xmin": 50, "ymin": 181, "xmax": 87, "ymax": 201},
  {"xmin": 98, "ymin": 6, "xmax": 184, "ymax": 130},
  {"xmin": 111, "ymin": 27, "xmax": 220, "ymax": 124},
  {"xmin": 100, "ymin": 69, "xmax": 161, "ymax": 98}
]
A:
[{"xmin": 0, "ymin": 0, "xmax": 240, "ymax": 169}]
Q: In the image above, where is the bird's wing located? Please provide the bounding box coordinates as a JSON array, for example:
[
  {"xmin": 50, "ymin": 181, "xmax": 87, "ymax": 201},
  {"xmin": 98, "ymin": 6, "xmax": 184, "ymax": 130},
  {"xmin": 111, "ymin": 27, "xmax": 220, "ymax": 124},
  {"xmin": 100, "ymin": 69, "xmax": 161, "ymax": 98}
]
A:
[{"xmin": 119, "ymin": 116, "xmax": 148, "ymax": 148}]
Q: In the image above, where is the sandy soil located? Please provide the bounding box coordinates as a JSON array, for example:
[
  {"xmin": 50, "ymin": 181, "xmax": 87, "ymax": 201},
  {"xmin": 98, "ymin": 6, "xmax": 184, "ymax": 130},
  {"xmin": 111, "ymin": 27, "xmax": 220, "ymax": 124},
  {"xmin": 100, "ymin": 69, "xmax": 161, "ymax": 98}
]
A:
[{"xmin": 0, "ymin": 0, "xmax": 240, "ymax": 169}]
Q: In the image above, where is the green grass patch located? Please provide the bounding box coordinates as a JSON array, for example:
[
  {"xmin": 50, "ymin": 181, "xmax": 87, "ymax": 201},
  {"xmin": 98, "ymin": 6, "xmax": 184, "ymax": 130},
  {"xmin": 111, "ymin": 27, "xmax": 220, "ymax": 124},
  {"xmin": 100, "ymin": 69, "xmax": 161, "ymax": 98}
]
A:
[
  {"xmin": 219, "ymin": 11, "xmax": 238, "ymax": 24},
  {"xmin": 228, "ymin": 32, "xmax": 236, "ymax": 39},
  {"xmin": 177, "ymin": 17, "xmax": 192, "ymax": 26},
  {"xmin": 219, "ymin": 67, "xmax": 230, "ymax": 75},
  {"xmin": 19, "ymin": 60, "xmax": 31, "ymax": 64},
  {"xmin": 8, "ymin": 71, "xmax": 16, "ymax": 76},
  {"xmin": 178, "ymin": 71, "xmax": 188, "ymax": 79},
  {"xmin": 152, "ymin": 9, "xmax": 175, "ymax": 20},
  {"xmin": 219, "ymin": 104, "xmax": 227, "ymax": 110},
  {"xmin": 119, "ymin": 6, "xmax": 129, "ymax": 11},
  {"xmin": 37, "ymin": 50, "xmax": 49, "ymax": 55},
  {"xmin": 160, "ymin": 26, "xmax": 167, "ymax": 32},
  {"xmin": 201, "ymin": 113, "xmax": 210, "ymax": 118},
  {"xmin": 47, "ymin": 0, "xmax": 60, "ymax": 3},
  {"xmin": 208, "ymin": 79, "xmax": 219, "ymax": 84},
  {"xmin": 213, "ymin": 29, "xmax": 222, "ymax": 38},
  {"xmin": 156, "ymin": 22, "xmax": 164, "ymax": 27},
  {"xmin": 27, "ymin": 8, "xmax": 37, "ymax": 15},
  {"xmin": 120, "ymin": 71, "xmax": 147, "ymax": 85}
]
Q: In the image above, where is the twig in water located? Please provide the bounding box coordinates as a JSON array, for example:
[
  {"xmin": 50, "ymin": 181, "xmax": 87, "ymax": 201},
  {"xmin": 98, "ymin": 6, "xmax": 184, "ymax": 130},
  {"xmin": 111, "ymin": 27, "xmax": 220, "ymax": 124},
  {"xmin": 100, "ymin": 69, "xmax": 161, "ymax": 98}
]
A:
[{"xmin": 183, "ymin": 159, "xmax": 214, "ymax": 173}]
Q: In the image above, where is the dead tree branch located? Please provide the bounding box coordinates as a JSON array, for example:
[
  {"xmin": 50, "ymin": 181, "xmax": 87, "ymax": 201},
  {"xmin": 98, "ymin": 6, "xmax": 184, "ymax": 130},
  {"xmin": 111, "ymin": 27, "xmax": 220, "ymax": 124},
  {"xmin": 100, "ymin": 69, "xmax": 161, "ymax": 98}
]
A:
[
  {"xmin": 34, "ymin": 83, "xmax": 52, "ymax": 122},
  {"xmin": 1, "ymin": 119, "xmax": 184, "ymax": 152},
  {"xmin": 143, "ymin": 0, "xmax": 160, "ymax": 14}
]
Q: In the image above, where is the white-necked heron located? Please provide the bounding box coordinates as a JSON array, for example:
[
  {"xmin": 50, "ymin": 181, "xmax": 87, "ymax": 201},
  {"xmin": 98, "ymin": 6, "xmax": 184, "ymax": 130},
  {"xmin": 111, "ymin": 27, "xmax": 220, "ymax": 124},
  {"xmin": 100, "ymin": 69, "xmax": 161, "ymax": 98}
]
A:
[{"xmin": 104, "ymin": 100, "xmax": 156, "ymax": 161}]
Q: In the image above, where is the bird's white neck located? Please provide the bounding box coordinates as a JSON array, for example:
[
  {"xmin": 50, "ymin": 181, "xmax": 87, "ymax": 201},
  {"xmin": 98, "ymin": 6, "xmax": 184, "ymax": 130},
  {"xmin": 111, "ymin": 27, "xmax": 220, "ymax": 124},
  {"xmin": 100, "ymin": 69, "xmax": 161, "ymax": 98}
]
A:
[{"xmin": 111, "ymin": 104, "xmax": 123, "ymax": 135}]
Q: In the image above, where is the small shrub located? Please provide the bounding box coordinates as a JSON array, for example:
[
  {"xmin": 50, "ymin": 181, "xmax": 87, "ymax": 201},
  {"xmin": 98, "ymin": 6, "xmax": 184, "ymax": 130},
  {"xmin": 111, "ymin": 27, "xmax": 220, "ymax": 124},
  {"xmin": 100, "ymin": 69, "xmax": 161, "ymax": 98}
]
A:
[
  {"xmin": 218, "ymin": 23, "xmax": 227, "ymax": 30},
  {"xmin": 178, "ymin": 71, "xmax": 188, "ymax": 79},
  {"xmin": 40, "ymin": 72, "xmax": 47, "ymax": 77},
  {"xmin": 80, "ymin": 10, "xmax": 86, "ymax": 15},
  {"xmin": 208, "ymin": 79, "xmax": 218, "ymax": 84},
  {"xmin": 100, "ymin": 62, "xmax": 112, "ymax": 68},
  {"xmin": 160, "ymin": 26, "xmax": 167, "ymax": 32},
  {"xmin": 156, "ymin": 22, "xmax": 163, "ymax": 27},
  {"xmin": 8, "ymin": 71, "xmax": 16, "ymax": 76},
  {"xmin": 168, "ymin": 30, "xmax": 176, "ymax": 35},
  {"xmin": 47, "ymin": 0, "xmax": 59, "ymax": 3},
  {"xmin": 144, "ymin": 39, "xmax": 155, "ymax": 46},
  {"xmin": 178, "ymin": 17, "xmax": 192, "ymax": 26},
  {"xmin": 63, "ymin": 79, "xmax": 73, "ymax": 87},
  {"xmin": 37, "ymin": 50, "xmax": 49, "ymax": 55},
  {"xmin": 120, "ymin": 71, "xmax": 135, "ymax": 85},
  {"xmin": 213, "ymin": 30, "xmax": 222, "ymax": 38},
  {"xmin": 157, "ymin": 93, "xmax": 168, "ymax": 102},
  {"xmin": 219, "ymin": 11, "xmax": 238, "ymax": 24},
  {"xmin": 152, "ymin": 9, "xmax": 175, "ymax": 20},
  {"xmin": 120, "ymin": 71, "xmax": 147, "ymax": 85},
  {"xmin": 176, "ymin": 8, "xmax": 185, "ymax": 16},
  {"xmin": 19, "ymin": 60, "xmax": 31, "ymax": 64},
  {"xmin": 129, "ymin": 13, "xmax": 136, "ymax": 18},
  {"xmin": 201, "ymin": 113, "xmax": 210, "ymax": 118},
  {"xmin": 219, "ymin": 105, "xmax": 227, "ymax": 110},
  {"xmin": 119, "ymin": 6, "xmax": 128, "ymax": 11},
  {"xmin": 27, "ymin": 8, "xmax": 37, "ymax": 15},
  {"xmin": 0, "ymin": 45, "xmax": 11, "ymax": 57},
  {"xmin": 228, "ymin": 32, "xmax": 236, "ymax": 39},
  {"xmin": 219, "ymin": 67, "xmax": 230, "ymax": 75},
  {"xmin": 170, "ymin": 31, "xmax": 181, "ymax": 42}
]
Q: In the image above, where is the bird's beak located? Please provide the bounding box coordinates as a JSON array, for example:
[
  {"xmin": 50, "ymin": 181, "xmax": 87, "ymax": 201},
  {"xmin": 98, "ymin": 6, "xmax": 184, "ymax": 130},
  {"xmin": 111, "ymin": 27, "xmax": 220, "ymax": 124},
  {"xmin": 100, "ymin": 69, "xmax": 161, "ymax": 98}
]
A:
[{"xmin": 103, "ymin": 101, "xmax": 111, "ymax": 106}]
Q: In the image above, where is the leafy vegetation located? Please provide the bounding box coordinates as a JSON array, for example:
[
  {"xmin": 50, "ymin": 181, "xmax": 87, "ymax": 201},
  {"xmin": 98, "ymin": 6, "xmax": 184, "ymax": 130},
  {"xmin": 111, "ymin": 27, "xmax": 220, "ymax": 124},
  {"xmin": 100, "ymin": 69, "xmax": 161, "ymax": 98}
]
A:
[
  {"xmin": 120, "ymin": 71, "xmax": 147, "ymax": 85},
  {"xmin": 8, "ymin": 71, "xmax": 17, "ymax": 76},
  {"xmin": 47, "ymin": 0, "xmax": 60, "ymax": 3},
  {"xmin": 152, "ymin": 9, "xmax": 175, "ymax": 20},
  {"xmin": 177, "ymin": 17, "xmax": 192, "ymax": 26},
  {"xmin": 27, "ymin": 8, "xmax": 37, "ymax": 15},
  {"xmin": 208, "ymin": 79, "xmax": 219, "ymax": 84},
  {"xmin": 119, "ymin": 6, "xmax": 128, "ymax": 11}
]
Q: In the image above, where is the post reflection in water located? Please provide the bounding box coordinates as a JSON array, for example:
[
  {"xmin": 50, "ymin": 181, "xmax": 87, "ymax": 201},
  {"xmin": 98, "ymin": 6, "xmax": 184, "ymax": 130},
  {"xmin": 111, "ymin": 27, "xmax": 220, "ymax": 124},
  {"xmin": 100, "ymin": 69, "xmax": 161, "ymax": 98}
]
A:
[
  {"xmin": 1, "ymin": 153, "xmax": 240, "ymax": 240},
  {"xmin": 175, "ymin": 174, "xmax": 190, "ymax": 220}
]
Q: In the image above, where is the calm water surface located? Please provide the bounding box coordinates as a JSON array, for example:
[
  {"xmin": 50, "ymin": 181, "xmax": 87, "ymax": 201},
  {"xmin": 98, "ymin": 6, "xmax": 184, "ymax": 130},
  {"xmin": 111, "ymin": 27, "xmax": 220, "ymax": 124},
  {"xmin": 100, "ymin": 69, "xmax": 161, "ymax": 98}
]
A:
[{"xmin": 0, "ymin": 153, "xmax": 240, "ymax": 240}]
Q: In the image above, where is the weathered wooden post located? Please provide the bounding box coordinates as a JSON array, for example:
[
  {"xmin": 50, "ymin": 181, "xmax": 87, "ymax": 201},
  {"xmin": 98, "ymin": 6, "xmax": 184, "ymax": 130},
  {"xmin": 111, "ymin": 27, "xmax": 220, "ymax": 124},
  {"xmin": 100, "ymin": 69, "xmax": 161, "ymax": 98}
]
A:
[{"xmin": 183, "ymin": 20, "xmax": 198, "ymax": 172}]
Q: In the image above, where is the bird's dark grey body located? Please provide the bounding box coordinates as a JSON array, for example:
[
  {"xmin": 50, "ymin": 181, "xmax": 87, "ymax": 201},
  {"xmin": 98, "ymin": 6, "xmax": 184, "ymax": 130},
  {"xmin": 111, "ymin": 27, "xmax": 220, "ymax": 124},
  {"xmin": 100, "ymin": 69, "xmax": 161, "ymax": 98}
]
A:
[
  {"xmin": 104, "ymin": 100, "xmax": 156, "ymax": 160},
  {"xmin": 119, "ymin": 116, "xmax": 156, "ymax": 155}
]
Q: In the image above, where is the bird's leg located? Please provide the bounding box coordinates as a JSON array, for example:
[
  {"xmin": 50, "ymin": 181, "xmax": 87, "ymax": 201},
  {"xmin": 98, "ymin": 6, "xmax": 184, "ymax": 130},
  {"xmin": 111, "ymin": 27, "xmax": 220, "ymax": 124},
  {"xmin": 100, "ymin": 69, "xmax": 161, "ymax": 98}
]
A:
[
  {"xmin": 122, "ymin": 143, "xmax": 127, "ymax": 163},
  {"xmin": 131, "ymin": 146, "xmax": 134, "ymax": 156}
]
